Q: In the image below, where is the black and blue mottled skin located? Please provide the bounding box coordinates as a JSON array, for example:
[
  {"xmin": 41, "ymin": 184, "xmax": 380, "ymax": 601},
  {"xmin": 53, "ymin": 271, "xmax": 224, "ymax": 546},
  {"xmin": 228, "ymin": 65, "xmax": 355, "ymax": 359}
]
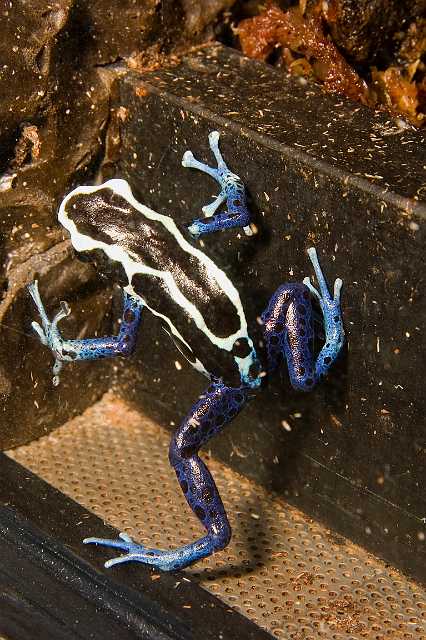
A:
[{"xmin": 28, "ymin": 131, "xmax": 345, "ymax": 572}]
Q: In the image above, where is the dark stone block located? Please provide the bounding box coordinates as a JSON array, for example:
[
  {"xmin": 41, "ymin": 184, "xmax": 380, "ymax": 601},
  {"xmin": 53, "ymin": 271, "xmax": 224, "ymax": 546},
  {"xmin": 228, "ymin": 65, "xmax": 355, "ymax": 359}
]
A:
[{"xmin": 111, "ymin": 45, "xmax": 426, "ymax": 584}]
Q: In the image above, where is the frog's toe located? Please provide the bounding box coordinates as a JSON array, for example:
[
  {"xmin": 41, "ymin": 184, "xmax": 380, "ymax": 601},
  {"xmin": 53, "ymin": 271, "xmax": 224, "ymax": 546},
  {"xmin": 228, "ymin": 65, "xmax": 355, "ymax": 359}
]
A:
[
  {"xmin": 83, "ymin": 531, "xmax": 136, "ymax": 550},
  {"xmin": 187, "ymin": 220, "xmax": 201, "ymax": 237},
  {"xmin": 104, "ymin": 554, "xmax": 139, "ymax": 568},
  {"xmin": 302, "ymin": 276, "xmax": 320, "ymax": 300},
  {"xmin": 31, "ymin": 320, "xmax": 48, "ymax": 345},
  {"xmin": 334, "ymin": 277, "xmax": 343, "ymax": 301},
  {"xmin": 208, "ymin": 130, "xmax": 220, "ymax": 145},
  {"xmin": 182, "ymin": 150, "xmax": 194, "ymax": 167},
  {"xmin": 28, "ymin": 280, "xmax": 41, "ymax": 305},
  {"xmin": 105, "ymin": 548, "xmax": 164, "ymax": 569},
  {"xmin": 28, "ymin": 281, "xmax": 49, "ymax": 319}
]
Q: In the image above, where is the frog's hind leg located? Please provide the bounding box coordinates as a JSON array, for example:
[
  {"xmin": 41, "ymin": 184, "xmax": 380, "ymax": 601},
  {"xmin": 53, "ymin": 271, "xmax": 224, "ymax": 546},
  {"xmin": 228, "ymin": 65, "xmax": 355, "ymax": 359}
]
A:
[
  {"xmin": 182, "ymin": 131, "xmax": 252, "ymax": 237},
  {"xmin": 261, "ymin": 247, "xmax": 344, "ymax": 390},
  {"xmin": 84, "ymin": 381, "xmax": 250, "ymax": 571},
  {"xmin": 28, "ymin": 283, "xmax": 143, "ymax": 386}
]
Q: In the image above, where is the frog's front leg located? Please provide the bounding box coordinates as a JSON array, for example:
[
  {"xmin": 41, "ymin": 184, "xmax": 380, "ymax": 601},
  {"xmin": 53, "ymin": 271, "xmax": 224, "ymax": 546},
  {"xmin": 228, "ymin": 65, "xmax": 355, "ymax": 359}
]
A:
[
  {"xmin": 28, "ymin": 281, "xmax": 143, "ymax": 386},
  {"xmin": 182, "ymin": 131, "xmax": 252, "ymax": 237},
  {"xmin": 84, "ymin": 381, "xmax": 251, "ymax": 571},
  {"xmin": 262, "ymin": 247, "xmax": 344, "ymax": 389}
]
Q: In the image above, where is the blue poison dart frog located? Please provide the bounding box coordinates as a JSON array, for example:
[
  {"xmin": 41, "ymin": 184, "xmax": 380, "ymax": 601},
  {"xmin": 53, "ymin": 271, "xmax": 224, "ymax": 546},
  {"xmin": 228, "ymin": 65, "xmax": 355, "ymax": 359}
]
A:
[{"xmin": 28, "ymin": 131, "xmax": 345, "ymax": 572}]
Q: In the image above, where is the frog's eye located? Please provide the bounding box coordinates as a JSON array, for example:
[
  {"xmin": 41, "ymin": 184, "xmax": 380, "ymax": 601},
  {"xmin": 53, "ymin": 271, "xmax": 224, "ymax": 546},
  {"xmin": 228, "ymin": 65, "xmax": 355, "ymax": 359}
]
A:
[{"xmin": 231, "ymin": 338, "xmax": 252, "ymax": 358}]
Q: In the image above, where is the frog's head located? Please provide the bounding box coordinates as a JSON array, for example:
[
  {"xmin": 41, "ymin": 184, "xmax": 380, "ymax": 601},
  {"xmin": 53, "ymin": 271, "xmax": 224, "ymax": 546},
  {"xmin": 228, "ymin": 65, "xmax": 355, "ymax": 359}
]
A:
[
  {"xmin": 58, "ymin": 180, "xmax": 135, "ymax": 248},
  {"xmin": 57, "ymin": 181, "xmax": 138, "ymax": 283}
]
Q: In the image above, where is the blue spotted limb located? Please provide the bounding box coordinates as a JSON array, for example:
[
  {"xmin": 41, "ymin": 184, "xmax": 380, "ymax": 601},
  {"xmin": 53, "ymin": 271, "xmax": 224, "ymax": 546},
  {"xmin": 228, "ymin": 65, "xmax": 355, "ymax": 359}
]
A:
[
  {"xmin": 261, "ymin": 247, "xmax": 344, "ymax": 390},
  {"xmin": 28, "ymin": 281, "xmax": 143, "ymax": 386},
  {"xmin": 84, "ymin": 381, "xmax": 250, "ymax": 571},
  {"xmin": 182, "ymin": 130, "xmax": 253, "ymax": 237}
]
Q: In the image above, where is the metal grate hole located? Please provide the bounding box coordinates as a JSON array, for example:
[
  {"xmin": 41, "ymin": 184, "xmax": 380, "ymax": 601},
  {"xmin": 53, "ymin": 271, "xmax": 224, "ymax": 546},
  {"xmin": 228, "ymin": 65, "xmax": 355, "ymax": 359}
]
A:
[{"xmin": 7, "ymin": 394, "xmax": 426, "ymax": 639}]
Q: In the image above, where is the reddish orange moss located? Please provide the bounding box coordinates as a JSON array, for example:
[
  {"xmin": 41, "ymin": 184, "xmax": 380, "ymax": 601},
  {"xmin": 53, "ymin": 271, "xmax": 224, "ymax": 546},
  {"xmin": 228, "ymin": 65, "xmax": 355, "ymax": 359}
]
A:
[
  {"xmin": 238, "ymin": 2, "xmax": 426, "ymax": 126},
  {"xmin": 238, "ymin": 3, "xmax": 370, "ymax": 105}
]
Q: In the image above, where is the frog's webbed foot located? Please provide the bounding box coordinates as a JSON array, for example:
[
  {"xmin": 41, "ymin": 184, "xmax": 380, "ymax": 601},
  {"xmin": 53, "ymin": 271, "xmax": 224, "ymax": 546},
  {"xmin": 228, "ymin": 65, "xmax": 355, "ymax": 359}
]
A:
[
  {"xmin": 303, "ymin": 247, "xmax": 345, "ymax": 374},
  {"xmin": 83, "ymin": 533, "xmax": 156, "ymax": 568},
  {"xmin": 28, "ymin": 285, "xmax": 144, "ymax": 385},
  {"xmin": 303, "ymin": 247, "xmax": 343, "ymax": 313},
  {"xmin": 182, "ymin": 131, "xmax": 253, "ymax": 237},
  {"xmin": 28, "ymin": 280, "xmax": 72, "ymax": 386},
  {"xmin": 84, "ymin": 532, "xmax": 204, "ymax": 572}
]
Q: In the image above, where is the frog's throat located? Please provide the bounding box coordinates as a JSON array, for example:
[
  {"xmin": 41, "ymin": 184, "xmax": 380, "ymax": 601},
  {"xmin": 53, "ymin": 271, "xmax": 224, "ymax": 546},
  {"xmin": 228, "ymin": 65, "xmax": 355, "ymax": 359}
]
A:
[{"xmin": 58, "ymin": 179, "xmax": 254, "ymax": 357}]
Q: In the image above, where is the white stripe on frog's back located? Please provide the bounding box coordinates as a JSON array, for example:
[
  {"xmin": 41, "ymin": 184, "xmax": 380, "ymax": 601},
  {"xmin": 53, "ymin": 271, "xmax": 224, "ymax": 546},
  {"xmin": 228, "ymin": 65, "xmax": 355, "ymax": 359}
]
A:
[{"xmin": 58, "ymin": 178, "xmax": 251, "ymax": 353}]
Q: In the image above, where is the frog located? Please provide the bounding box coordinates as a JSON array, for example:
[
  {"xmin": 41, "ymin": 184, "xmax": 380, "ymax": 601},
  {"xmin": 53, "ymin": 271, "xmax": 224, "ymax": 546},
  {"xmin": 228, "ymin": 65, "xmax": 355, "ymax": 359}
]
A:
[{"xmin": 28, "ymin": 131, "xmax": 345, "ymax": 572}]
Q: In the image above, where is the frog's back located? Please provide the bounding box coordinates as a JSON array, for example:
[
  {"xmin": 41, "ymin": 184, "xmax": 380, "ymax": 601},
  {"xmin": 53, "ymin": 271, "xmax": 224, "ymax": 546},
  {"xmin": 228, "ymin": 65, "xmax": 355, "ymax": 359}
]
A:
[{"xmin": 58, "ymin": 179, "xmax": 259, "ymax": 386}]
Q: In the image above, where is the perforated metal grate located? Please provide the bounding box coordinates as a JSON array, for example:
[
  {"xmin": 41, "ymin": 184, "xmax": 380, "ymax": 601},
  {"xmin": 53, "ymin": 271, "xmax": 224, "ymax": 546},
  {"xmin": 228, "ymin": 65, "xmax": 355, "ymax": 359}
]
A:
[{"xmin": 7, "ymin": 395, "xmax": 426, "ymax": 639}]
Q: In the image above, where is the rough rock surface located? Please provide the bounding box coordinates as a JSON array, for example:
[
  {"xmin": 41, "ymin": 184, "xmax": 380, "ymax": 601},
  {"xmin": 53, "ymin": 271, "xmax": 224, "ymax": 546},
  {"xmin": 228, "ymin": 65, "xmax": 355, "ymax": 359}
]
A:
[
  {"xmin": 323, "ymin": 0, "xmax": 426, "ymax": 64},
  {"xmin": 0, "ymin": 0, "xmax": 236, "ymax": 449}
]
